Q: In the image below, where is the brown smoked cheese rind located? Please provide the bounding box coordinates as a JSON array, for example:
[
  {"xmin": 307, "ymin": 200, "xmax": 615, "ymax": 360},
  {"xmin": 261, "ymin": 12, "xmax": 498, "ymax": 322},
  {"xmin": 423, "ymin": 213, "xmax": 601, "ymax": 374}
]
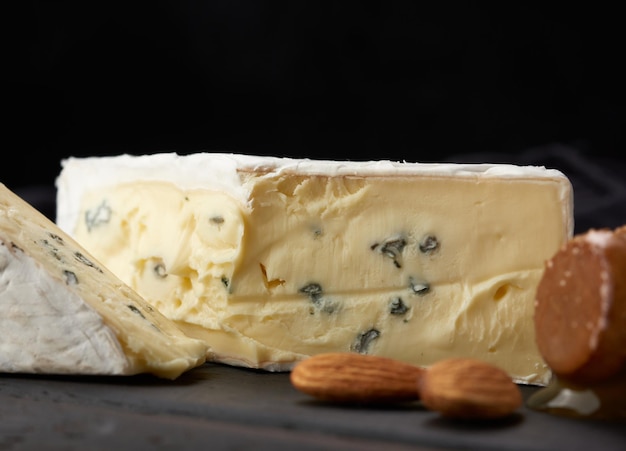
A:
[{"xmin": 534, "ymin": 227, "xmax": 626, "ymax": 385}]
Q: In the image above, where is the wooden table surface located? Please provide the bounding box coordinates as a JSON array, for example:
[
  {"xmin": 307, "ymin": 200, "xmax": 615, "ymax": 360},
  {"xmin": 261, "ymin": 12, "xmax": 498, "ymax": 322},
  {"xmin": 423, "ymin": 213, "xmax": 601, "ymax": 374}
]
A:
[{"xmin": 1, "ymin": 362, "xmax": 624, "ymax": 451}]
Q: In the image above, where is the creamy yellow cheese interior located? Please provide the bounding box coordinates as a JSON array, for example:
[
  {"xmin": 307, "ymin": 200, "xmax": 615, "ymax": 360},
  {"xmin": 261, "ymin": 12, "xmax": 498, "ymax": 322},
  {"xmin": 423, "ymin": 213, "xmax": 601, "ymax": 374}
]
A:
[{"xmin": 70, "ymin": 171, "xmax": 569, "ymax": 384}]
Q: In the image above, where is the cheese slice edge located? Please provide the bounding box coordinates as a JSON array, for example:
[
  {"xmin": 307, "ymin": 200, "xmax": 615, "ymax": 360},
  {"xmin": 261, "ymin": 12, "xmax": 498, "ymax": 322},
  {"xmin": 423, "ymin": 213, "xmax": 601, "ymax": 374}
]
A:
[{"xmin": 0, "ymin": 183, "xmax": 207, "ymax": 379}]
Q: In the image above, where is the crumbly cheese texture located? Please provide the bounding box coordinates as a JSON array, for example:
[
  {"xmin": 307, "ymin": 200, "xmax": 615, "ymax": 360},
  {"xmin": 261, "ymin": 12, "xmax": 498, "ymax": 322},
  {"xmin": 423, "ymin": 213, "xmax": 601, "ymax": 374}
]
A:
[
  {"xmin": 56, "ymin": 153, "xmax": 574, "ymax": 385},
  {"xmin": 0, "ymin": 183, "xmax": 207, "ymax": 379}
]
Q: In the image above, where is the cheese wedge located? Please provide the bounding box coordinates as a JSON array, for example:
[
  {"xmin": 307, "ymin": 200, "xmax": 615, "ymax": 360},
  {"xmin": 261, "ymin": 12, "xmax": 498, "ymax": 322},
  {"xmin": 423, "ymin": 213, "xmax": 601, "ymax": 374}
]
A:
[
  {"xmin": 0, "ymin": 183, "xmax": 207, "ymax": 379},
  {"xmin": 56, "ymin": 153, "xmax": 574, "ymax": 385}
]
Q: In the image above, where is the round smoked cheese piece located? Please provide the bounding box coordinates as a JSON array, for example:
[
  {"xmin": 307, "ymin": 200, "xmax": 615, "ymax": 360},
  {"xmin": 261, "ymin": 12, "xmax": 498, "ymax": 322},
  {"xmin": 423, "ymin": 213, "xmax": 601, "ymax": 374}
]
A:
[{"xmin": 534, "ymin": 227, "xmax": 626, "ymax": 384}]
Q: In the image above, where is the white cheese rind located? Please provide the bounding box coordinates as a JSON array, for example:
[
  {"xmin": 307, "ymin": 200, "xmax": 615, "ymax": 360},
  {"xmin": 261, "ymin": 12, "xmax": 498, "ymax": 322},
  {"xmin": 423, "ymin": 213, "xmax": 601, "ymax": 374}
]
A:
[
  {"xmin": 0, "ymin": 244, "xmax": 129, "ymax": 374},
  {"xmin": 55, "ymin": 153, "xmax": 573, "ymax": 234},
  {"xmin": 56, "ymin": 153, "xmax": 575, "ymax": 385},
  {"xmin": 0, "ymin": 183, "xmax": 207, "ymax": 379}
]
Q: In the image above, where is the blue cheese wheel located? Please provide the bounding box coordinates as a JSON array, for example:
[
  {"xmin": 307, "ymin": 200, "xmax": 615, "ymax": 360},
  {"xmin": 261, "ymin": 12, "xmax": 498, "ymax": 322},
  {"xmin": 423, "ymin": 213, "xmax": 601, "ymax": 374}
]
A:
[{"xmin": 56, "ymin": 153, "xmax": 574, "ymax": 385}]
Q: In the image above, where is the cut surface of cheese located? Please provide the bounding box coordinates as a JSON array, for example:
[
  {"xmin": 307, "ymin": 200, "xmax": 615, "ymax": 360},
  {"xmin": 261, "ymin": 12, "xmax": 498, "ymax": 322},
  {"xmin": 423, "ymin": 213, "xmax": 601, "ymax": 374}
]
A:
[
  {"xmin": 56, "ymin": 153, "xmax": 574, "ymax": 385},
  {"xmin": 0, "ymin": 183, "xmax": 207, "ymax": 379}
]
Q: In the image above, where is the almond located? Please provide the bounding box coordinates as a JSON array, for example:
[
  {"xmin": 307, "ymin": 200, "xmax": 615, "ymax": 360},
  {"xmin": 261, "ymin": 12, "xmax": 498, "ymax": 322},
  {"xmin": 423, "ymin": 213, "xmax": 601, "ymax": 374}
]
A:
[
  {"xmin": 290, "ymin": 352, "xmax": 424, "ymax": 404},
  {"xmin": 418, "ymin": 358, "xmax": 523, "ymax": 419}
]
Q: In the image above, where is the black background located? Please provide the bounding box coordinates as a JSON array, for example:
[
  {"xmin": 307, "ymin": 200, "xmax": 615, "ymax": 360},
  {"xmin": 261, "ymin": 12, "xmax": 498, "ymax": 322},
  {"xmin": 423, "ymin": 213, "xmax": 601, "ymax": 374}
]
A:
[{"xmin": 5, "ymin": 2, "xmax": 625, "ymax": 194}]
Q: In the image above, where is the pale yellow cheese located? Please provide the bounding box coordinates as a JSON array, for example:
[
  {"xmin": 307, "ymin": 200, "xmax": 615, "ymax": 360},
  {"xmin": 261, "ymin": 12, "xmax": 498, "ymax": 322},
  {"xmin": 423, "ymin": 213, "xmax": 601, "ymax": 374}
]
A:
[
  {"xmin": 56, "ymin": 153, "xmax": 574, "ymax": 385},
  {"xmin": 0, "ymin": 183, "xmax": 207, "ymax": 379}
]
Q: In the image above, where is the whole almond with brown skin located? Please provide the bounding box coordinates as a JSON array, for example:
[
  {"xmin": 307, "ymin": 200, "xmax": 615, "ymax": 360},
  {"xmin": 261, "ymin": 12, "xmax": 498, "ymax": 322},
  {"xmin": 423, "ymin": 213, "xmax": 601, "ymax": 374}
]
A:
[
  {"xmin": 290, "ymin": 352, "xmax": 424, "ymax": 404},
  {"xmin": 419, "ymin": 358, "xmax": 522, "ymax": 419}
]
